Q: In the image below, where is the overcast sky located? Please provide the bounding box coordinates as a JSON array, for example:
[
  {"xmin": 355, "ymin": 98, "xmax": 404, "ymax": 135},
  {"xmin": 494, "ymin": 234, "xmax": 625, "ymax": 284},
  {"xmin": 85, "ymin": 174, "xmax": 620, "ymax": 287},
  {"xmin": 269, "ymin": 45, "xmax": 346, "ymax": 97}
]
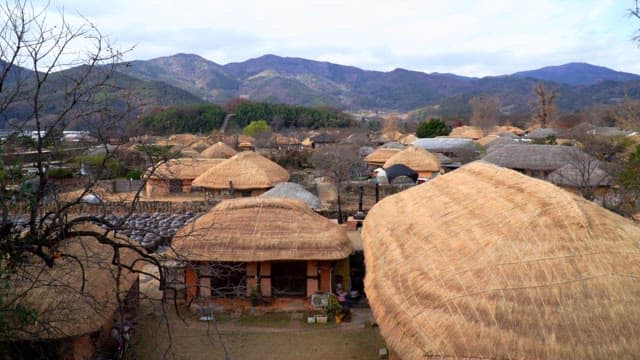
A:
[{"xmin": 42, "ymin": 0, "xmax": 640, "ymax": 77}]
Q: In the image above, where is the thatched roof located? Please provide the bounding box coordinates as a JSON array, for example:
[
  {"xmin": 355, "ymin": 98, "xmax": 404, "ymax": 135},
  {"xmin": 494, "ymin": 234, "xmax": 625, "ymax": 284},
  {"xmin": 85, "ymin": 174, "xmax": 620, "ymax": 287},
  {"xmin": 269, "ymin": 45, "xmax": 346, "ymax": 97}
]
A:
[
  {"xmin": 399, "ymin": 133, "xmax": 418, "ymax": 145},
  {"xmin": 382, "ymin": 130, "xmax": 403, "ymax": 142},
  {"xmin": 359, "ymin": 146, "xmax": 375, "ymax": 158},
  {"xmin": 475, "ymin": 134, "xmax": 500, "ymax": 147},
  {"xmin": 178, "ymin": 147, "xmax": 202, "ymax": 158},
  {"xmin": 172, "ymin": 197, "xmax": 352, "ymax": 262},
  {"xmin": 362, "ymin": 161, "xmax": 640, "ymax": 359},
  {"xmin": 364, "ymin": 148, "xmax": 401, "ymax": 165},
  {"xmin": 310, "ymin": 133, "xmax": 337, "ymax": 144},
  {"xmin": 192, "ymin": 151, "xmax": 289, "ymax": 190},
  {"xmin": 449, "ymin": 125, "xmax": 484, "ymax": 139},
  {"xmin": 189, "ymin": 139, "xmax": 211, "ymax": 152},
  {"xmin": 482, "ymin": 144, "xmax": 593, "ymax": 171},
  {"xmin": 269, "ymin": 133, "xmax": 301, "ymax": 146},
  {"xmin": 148, "ymin": 158, "xmax": 224, "ymax": 180},
  {"xmin": 526, "ymin": 127, "xmax": 559, "ymax": 140},
  {"xmin": 486, "ymin": 136, "xmax": 521, "ymax": 153},
  {"xmin": 339, "ymin": 132, "xmax": 370, "ymax": 146},
  {"xmin": 489, "ymin": 125, "xmax": 525, "ymax": 136},
  {"xmin": 4, "ymin": 225, "xmax": 140, "ymax": 340},
  {"xmin": 378, "ymin": 141, "xmax": 405, "ymax": 149},
  {"xmin": 547, "ymin": 163, "xmax": 613, "ymax": 187},
  {"xmin": 383, "ymin": 146, "xmax": 441, "ymax": 172},
  {"xmin": 200, "ymin": 141, "xmax": 237, "ymax": 159},
  {"xmin": 412, "ymin": 137, "xmax": 479, "ymax": 154},
  {"xmin": 168, "ymin": 133, "xmax": 199, "ymax": 146},
  {"xmin": 261, "ymin": 182, "xmax": 322, "ymax": 210}
]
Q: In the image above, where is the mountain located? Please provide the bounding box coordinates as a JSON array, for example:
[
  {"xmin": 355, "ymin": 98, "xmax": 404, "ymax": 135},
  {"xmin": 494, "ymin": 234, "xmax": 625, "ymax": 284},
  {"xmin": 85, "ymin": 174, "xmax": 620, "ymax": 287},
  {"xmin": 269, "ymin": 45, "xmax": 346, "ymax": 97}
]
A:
[
  {"xmin": 118, "ymin": 54, "xmax": 640, "ymax": 114},
  {"xmin": 511, "ymin": 62, "xmax": 640, "ymax": 85}
]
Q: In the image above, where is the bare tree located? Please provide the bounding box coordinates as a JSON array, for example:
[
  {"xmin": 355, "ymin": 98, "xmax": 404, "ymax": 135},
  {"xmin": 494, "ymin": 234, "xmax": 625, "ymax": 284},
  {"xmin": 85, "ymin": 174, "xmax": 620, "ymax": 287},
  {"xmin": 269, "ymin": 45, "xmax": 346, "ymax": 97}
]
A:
[
  {"xmin": 469, "ymin": 96, "xmax": 501, "ymax": 134},
  {"xmin": 531, "ymin": 83, "xmax": 558, "ymax": 128},
  {"xmin": 0, "ymin": 2, "xmax": 181, "ymax": 357},
  {"xmin": 311, "ymin": 145, "xmax": 362, "ymax": 223}
]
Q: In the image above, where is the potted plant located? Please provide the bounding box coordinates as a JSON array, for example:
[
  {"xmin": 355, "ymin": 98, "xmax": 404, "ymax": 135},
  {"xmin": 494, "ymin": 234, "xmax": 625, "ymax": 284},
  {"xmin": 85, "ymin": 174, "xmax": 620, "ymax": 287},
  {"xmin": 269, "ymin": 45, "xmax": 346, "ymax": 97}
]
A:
[{"xmin": 326, "ymin": 293, "xmax": 343, "ymax": 322}]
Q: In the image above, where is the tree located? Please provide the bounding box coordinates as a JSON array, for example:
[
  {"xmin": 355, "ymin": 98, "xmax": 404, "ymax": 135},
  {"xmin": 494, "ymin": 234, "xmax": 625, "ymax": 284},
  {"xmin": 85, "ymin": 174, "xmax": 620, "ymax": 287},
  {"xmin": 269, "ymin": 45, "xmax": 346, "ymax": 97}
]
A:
[
  {"xmin": 416, "ymin": 118, "xmax": 450, "ymax": 138},
  {"xmin": 469, "ymin": 96, "xmax": 501, "ymax": 134},
  {"xmin": 617, "ymin": 143, "xmax": 640, "ymax": 214},
  {"xmin": 0, "ymin": 2, "xmax": 177, "ymax": 357},
  {"xmin": 242, "ymin": 119, "xmax": 270, "ymax": 137},
  {"xmin": 531, "ymin": 83, "xmax": 558, "ymax": 128},
  {"xmin": 310, "ymin": 145, "xmax": 362, "ymax": 223}
]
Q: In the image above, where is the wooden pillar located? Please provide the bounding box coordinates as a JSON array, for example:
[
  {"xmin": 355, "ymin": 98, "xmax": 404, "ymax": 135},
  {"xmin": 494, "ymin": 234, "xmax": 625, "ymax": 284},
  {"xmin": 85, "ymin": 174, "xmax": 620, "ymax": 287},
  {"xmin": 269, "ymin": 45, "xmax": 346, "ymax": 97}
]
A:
[
  {"xmin": 319, "ymin": 261, "xmax": 332, "ymax": 293},
  {"xmin": 185, "ymin": 265, "xmax": 197, "ymax": 302},
  {"xmin": 199, "ymin": 276, "xmax": 211, "ymax": 297},
  {"xmin": 306, "ymin": 260, "xmax": 319, "ymax": 297},
  {"xmin": 246, "ymin": 262, "xmax": 258, "ymax": 296},
  {"xmin": 260, "ymin": 261, "xmax": 272, "ymax": 297}
]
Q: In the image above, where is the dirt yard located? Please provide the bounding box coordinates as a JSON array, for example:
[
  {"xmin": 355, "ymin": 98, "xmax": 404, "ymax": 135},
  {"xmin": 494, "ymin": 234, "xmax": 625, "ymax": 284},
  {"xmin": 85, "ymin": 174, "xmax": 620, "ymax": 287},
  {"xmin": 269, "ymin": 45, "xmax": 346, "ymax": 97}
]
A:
[
  {"xmin": 129, "ymin": 268, "xmax": 386, "ymax": 360},
  {"xmin": 129, "ymin": 308, "xmax": 385, "ymax": 360}
]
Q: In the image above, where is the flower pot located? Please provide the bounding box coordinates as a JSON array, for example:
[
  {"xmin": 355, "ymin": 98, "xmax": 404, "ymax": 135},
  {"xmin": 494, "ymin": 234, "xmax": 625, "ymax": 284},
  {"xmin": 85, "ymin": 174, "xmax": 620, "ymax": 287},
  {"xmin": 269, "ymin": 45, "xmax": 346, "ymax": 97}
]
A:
[
  {"xmin": 307, "ymin": 316, "xmax": 316, "ymax": 324},
  {"xmin": 315, "ymin": 315, "xmax": 328, "ymax": 324}
]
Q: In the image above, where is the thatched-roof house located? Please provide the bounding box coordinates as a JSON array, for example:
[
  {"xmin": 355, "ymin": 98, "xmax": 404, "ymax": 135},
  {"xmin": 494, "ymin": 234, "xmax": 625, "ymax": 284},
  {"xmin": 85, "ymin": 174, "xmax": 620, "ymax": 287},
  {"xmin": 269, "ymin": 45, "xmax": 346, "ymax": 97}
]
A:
[
  {"xmin": 267, "ymin": 133, "xmax": 302, "ymax": 151},
  {"xmin": 482, "ymin": 144, "xmax": 593, "ymax": 178},
  {"xmin": 200, "ymin": 141, "xmax": 237, "ymax": 159},
  {"xmin": 398, "ymin": 133, "xmax": 418, "ymax": 145},
  {"xmin": 145, "ymin": 158, "xmax": 224, "ymax": 197},
  {"xmin": 364, "ymin": 148, "xmax": 401, "ymax": 169},
  {"xmin": 475, "ymin": 134, "xmax": 500, "ymax": 147},
  {"xmin": 3, "ymin": 225, "xmax": 140, "ymax": 358},
  {"xmin": 489, "ymin": 125, "xmax": 525, "ymax": 136},
  {"xmin": 526, "ymin": 127, "xmax": 559, "ymax": 140},
  {"xmin": 307, "ymin": 133, "xmax": 337, "ymax": 149},
  {"xmin": 383, "ymin": 146, "xmax": 441, "ymax": 180},
  {"xmin": 192, "ymin": 151, "xmax": 289, "ymax": 199},
  {"xmin": 449, "ymin": 125, "xmax": 484, "ymax": 139},
  {"xmin": 362, "ymin": 161, "xmax": 640, "ymax": 359},
  {"xmin": 171, "ymin": 197, "xmax": 352, "ymax": 300},
  {"xmin": 547, "ymin": 163, "xmax": 613, "ymax": 198},
  {"xmin": 485, "ymin": 136, "xmax": 521, "ymax": 153},
  {"xmin": 261, "ymin": 182, "xmax": 322, "ymax": 210}
]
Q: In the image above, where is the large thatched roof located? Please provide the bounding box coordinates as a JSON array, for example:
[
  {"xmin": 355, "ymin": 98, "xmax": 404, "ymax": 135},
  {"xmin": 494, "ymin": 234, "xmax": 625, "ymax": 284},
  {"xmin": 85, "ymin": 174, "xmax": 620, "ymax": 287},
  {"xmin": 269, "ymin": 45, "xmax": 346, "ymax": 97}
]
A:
[
  {"xmin": 4, "ymin": 225, "xmax": 140, "ymax": 340},
  {"xmin": 449, "ymin": 125, "xmax": 484, "ymax": 139},
  {"xmin": 482, "ymin": 144, "xmax": 593, "ymax": 171},
  {"xmin": 148, "ymin": 158, "xmax": 224, "ymax": 179},
  {"xmin": 383, "ymin": 146, "xmax": 441, "ymax": 172},
  {"xmin": 364, "ymin": 148, "xmax": 401, "ymax": 164},
  {"xmin": 261, "ymin": 182, "xmax": 322, "ymax": 210},
  {"xmin": 192, "ymin": 151, "xmax": 289, "ymax": 190},
  {"xmin": 173, "ymin": 197, "xmax": 352, "ymax": 262},
  {"xmin": 362, "ymin": 161, "xmax": 640, "ymax": 359},
  {"xmin": 200, "ymin": 141, "xmax": 237, "ymax": 159}
]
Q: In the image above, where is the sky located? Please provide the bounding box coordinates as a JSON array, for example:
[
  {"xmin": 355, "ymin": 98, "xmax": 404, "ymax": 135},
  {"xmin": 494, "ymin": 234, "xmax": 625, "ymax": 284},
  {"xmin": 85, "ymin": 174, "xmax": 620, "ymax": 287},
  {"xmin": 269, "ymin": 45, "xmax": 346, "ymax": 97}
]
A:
[{"xmin": 38, "ymin": 0, "xmax": 640, "ymax": 77}]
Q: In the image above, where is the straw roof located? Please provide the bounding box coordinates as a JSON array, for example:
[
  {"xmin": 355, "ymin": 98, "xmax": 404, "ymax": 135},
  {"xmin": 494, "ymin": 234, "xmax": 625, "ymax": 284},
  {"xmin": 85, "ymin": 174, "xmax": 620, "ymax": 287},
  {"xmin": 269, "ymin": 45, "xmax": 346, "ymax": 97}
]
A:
[
  {"xmin": 192, "ymin": 151, "xmax": 289, "ymax": 190},
  {"xmin": 172, "ymin": 197, "xmax": 352, "ymax": 262},
  {"xmin": 261, "ymin": 182, "xmax": 322, "ymax": 210},
  {"xmin": 449, "ymin": 125, "xmax": 484, "ymax": 139},
  {"xmin": 482, "ymin": 144, "xmax": 593, "ymax": 172},
  {"xmin": 475, "ymin": 134, "xmax": 500, "ymax": 147},
  {"xmin": 489, "ymin": 125, "xmax": 525, "ymax": 136},
  {"xmin": 526, "ymin": 127, "xmax": 559, "ymax": 140},
  {"xmin": 270, "ymin": 133, "xmax": 301, "ymax": 146},
  {"xmin": 189, "ymin": 139, "xmax": 211, "ymax": 152},
  {"xmin": 486, "ymin": 136, "xmax": 521, "ymax": 153},
  {"xmin": 378, "ymin": 141, "xmax": 405, "ymax": 149},
  {"xmin": 310, "ymin": 133, "xmax": 337, "ymax": 144},
  {"xmin": 382, "ymin": 130, "xmax": 403, "ymax": 142},
  {"xmin": 200, "ymin": 141, "xmax": 237, "ymax": 159},
  {"xmin": 4, "ymin": 225, "xmax": 140, "ymax": 340},
  {"xmin": 364, "ymin": 148, "xmax": 401, "ymax": 165},
  {"xmin": 148, "ymin": 158, "xmax": 224, "ymax": 180},
  {"xmin": 399, "ymin": 133, "xmax": 418, "ymax": 145},
  {"xmin": 168, "ymin": 133, "xmax": 199, "ymax": 146},
  {"xmin": 362, "ymin": 161, "xmax": 640, "ymax": 359},
  {"xmin": 383, "ymin": 146, "xmax": 441, "ymax": 172},
  {"xmin": 178, "ymin": 147, "xmax": 201, "ymax": 158}
]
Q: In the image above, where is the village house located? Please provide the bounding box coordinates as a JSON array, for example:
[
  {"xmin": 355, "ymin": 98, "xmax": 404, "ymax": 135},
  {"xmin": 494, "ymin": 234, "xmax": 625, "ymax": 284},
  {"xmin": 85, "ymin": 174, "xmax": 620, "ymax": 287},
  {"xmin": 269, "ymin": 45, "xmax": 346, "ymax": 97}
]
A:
[
  {"xmin": 362, "ymin": 161, "xmax": 640, "ymax": 359},
  {"xmin": 363, "ymin": 148, "xmax": 401, "ymax": 170},
  {"xmin": 449, "ymin": 125, "xmax": 484, "ymax": 139},
  {"xmin": 482, "ymin": 143, "xmax": 596, "ymax": 179},
  {"xmin": 168, "ymin": 197, "xmax": 353, "ymax": 302},
  {"xmin": 412, "ymin": 137, "xmax": 480, "ymax": 161},
  {"xmin": 192, "ymin": 151, "xmax": 289, "ymax": 200},
  {"xmin": 145, "ymin": 158, "xmax": 224, "ymax": 198},
  {"xmin": 260, "ymin": 182, "xmax": 323, "ymax": 210},
  {"xmin": 383, "ymin": 146, "xmax": 442, "ymax": 181},
  {"xmin": 199, "ymin": 141, "xmax": 237, "ymax": 159},
  {"xmin": 3, "ymin": 225, "xmax": 140, "ymax": 359}
]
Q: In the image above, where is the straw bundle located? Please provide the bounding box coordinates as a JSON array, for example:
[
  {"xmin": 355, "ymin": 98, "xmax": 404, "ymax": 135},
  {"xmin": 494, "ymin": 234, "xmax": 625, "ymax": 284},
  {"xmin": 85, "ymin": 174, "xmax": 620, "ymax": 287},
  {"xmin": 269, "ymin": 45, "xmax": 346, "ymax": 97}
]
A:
[
  {"xmin": 173, "ymin": 197, "xmax": 352, "ymax": 262},
  {"xmin": 364, "ymin": 148, "xmax": 401, "ymax": 166},
  {"xmin": 200, "ymin": 141, "xmax": 237, "ymax": 159},
  {"xmin": 148, "ymin": 158, "xmax": 224, "ymax": 180},
  {"xmin": 192, "ymin": 151, "xmax": 289, "ymax": 190},
  {"xmin": 449, "ymin": 125, "xmax": 484, "ymax": 139},
  {"xmin": 362, "ymin": 161, "xmax": 640, "ymax": 359},
  {"xmin": 383, "ymin": 146, "xmax": 441, "ymax": 172},
  {"xmin": 4, "ymin": 225, "xmax": 140, "ymax": 340}
]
